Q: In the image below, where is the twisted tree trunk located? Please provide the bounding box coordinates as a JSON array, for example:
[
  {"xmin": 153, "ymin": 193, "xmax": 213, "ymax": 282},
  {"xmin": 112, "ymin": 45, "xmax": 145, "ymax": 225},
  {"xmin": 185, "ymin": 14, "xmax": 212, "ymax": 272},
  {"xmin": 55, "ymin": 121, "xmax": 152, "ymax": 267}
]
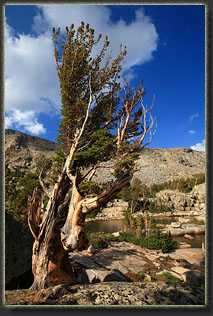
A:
[
  {"xmin": 28, "ymin": 170, "xmax": 132, "ymax": 290},
  {"xmin": 30, "ymin": 234, "xmax": 75, "ymax": 290}
]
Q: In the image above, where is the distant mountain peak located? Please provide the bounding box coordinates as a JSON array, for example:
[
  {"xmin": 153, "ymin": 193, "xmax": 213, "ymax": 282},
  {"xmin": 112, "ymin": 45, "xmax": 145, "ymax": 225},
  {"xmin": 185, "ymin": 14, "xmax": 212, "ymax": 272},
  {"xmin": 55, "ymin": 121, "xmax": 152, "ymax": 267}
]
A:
[{"xmin": 5, "ymin": 129, "xmax": 205, "ymax": 186}]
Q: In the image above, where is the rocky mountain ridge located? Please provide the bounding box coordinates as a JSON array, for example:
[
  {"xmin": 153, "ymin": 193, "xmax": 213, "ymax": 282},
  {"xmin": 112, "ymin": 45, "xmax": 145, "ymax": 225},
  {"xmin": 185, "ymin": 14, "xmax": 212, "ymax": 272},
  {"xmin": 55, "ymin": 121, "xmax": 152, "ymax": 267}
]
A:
[
  {"xmin": 5, "ymin": 129, "xmax": 205, "ymax": 186},
  {"xmin": 5, "ymin": 129, "xmax": 57, "ymax": 170}
]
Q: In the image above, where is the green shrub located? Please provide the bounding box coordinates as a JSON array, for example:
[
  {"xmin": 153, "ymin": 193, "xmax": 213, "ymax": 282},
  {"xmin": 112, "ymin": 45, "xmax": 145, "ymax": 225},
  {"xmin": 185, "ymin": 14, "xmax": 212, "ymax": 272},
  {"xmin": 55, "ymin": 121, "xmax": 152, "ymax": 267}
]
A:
[
  {"xmin": 117, "ymin": 232, "xmax": 177, "ymax": 253},
  {"xmin": 190, "ymin": 218, "xmax": 205, "ymax": 225},
  {"xmin": 148, "ymin": 201, "xmax": 171, "ymax": 214},
  {"xmin": 84, "ymin": 228, "xmax": 177, "ymax": 253},
  {"xmin": 138, "ymin": 270, "xmax": 146, "ymax": 280},
  {"xmin": 79, "ymin": 180, "xmax": 102, "ymax": 195},
  {"xmin": 160, "ymin": 255, "xmax": 172, "ymax": 262},
  {"xmin": 85, "ymin": 208, "xmax": 102, "ymax": 219},
  {"xmin": 162, "ymin": 271, "xmax": 183, "ymax": 283},
  {"xmin": 85, "ymin": 232, "xmax": 117, "ymax": 249}
]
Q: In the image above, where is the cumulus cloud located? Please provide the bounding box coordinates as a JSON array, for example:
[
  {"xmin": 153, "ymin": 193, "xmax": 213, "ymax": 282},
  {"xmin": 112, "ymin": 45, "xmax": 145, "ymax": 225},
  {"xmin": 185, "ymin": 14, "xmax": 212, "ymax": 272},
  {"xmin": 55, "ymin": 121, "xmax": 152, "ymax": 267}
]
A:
[
  {"xmin": 34, "ymin": 5, "xmax": 158, "ymax": 71},
  {"xmin": 190, "ymin": 139, "xmax": 205, "ymax": 152},
  {"xmin": 5, "ymin": 109, "xmax": 46, "ymax": 135},
  {"xmin": 5, "ymin": 29, "xmax": 60, "ymax": 113},
  {"xmin": 5, "ymin": 5, "xmax": 158, "ymax": 135}
]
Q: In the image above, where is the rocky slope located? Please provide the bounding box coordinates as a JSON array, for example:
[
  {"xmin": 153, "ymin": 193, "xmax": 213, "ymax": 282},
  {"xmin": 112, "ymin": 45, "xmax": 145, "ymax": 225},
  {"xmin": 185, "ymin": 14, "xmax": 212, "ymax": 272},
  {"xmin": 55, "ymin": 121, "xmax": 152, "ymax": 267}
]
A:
[
  {"xmin": 5, "ymin": 129, "xmax": 205, "ymax": 186},
  {"xmin": 93, "ymin": 147, "xmax": 205, "ymax": 185}
]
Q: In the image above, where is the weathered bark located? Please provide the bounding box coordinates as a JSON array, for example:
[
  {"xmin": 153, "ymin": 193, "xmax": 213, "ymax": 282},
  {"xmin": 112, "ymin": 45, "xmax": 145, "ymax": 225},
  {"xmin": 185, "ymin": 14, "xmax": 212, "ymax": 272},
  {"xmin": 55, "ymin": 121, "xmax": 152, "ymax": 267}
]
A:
[
  {"xmin": 30, "ymin": 234, "xmax": 75, "ymax": 290},
  {"xmin": 28, "ymin": 171, "xmax": 74, "ymax": 289},
  {"xmin": 28, "ymin": 188, "xmax": 43, "ymax": 241},
  {"xmin": 61, "ymin": 170, "xmax": 133, "ymax": 251},
  {"xmin": 28, "ymin": 168, "xmax": 132, "ymax": 289}
]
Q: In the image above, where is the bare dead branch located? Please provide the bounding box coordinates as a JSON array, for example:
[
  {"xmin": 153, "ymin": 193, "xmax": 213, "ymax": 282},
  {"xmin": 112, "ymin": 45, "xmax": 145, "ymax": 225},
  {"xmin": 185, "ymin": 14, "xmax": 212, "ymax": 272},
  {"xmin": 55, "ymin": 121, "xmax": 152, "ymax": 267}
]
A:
[
  {"xmin": 64, "ymin": 73, "xmax": 93, "ymax": 182},
  {"xmin": 28, "ymin": 188, "xmax": 43, "ymax": 240},
  {"xmin": 81, "ymin": 161, "xmax": 101, "ymax": 182},
  {"xmin": 81, "ymin": 170, "xmax": 133, "ymax": 214},
  {"xmin": 39, "ymin": 169, "xmax": 51, "ymax": 198},
  {"xmin": 77, "ymin": 139, "xmax": 93, "ymax": 152},
  {"xmin": 116, "ymin": 80, "xmax": 146, "ymax": 152},
  {"xmin": 140, "ymin": 117, "xmax": 157, "ymax": 150},
  {"xmin": 137, "ymin": 95, "xmax": 156, "ymax": 148},
  {"xmin": 87, "ymin": 162, "xmax": 101, "ymax": 181}
]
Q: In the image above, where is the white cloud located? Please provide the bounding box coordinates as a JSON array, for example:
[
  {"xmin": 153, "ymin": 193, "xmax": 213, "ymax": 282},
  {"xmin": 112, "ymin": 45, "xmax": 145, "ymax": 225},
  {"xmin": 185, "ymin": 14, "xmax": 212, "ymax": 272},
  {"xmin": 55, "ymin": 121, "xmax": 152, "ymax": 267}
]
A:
[
  {"xmin": 190, "ymin": 139, "xmax": 205, "ymax": 152},
  {"xmin": 5, "ymin": 5, "xmax": 158, "ymax": 136},
  {"xmin": 5, "ymin": 30, "xmax": 60, "ymax": 114},
  {"xmin": 5, "ymin": 110, "xmax": 46, "ymax": 135},
  {"xmin": 189, "ymin": 112, "xmax": 199, "ymax": 121},
  {"xmin": 34, "ymin": 5, "xmax": 158, "ymax": 72},
  {"xmin": 188, "ymin": 129, "xmax": 195, "ymax": 135}
]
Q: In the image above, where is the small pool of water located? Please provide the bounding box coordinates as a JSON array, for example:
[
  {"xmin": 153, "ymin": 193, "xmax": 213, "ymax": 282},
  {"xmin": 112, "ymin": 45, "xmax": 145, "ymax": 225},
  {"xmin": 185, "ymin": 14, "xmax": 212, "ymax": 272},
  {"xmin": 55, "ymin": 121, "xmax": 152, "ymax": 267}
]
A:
[
  {"xmin": 85, "ymin": 219, "xmax": 124, "ymax": 233},
  {"xmin": 85, "ymin": 217, "xmax": 179, "ymax": 233},
  {"xmin": 150, "ymin": 217, "xmax": 179, "ymax": 225},
  {"xmin": 85, "ymin": 218, "xmax": 205, "ymax": 248},
  {"xmin": 174, "ymin": 234, "xmax": 205, "ymax": 248}
]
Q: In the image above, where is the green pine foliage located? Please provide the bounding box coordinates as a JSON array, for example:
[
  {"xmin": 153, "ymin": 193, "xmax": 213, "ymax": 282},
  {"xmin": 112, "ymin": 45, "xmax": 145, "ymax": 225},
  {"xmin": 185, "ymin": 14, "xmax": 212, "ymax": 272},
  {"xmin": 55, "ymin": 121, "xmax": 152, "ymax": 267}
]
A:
[
  {"xmin": 5, "ymin": 165, "xmax": 41, "ymax": 227},
  {"xmin": 74, "ymin": 129, "xmax": 115, "ymax": 169},
  {"xmin": 118, "ymin": 173, "xmax": 205, "ymax": 203},
  {"xmin": 51, "ymin": 22, "xmax": 157, "ymax": 184},
  {"xmin": 147, "ymin": 173, "xmax": 205, "ymax": 196},
  {"xmin": 113, "ymin": 152, "xmax": 140, "ymax": 178},
  {"xmin": 52, "ymin": 22, "xmax": 126, "ymax": 165},
  {"xmin": 78, "ymin": 180, "xmax": 102, "ymax": 195},
  {"xmin": 5, "ymin": 155, "xmax": 57, "ymax": 226}
]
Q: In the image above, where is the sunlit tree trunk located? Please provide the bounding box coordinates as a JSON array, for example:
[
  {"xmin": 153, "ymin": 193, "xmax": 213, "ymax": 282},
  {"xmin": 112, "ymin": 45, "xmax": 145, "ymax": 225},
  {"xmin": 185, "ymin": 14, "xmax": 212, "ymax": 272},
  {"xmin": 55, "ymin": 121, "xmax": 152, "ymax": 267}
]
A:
[
  {"xmin": 30, "ymin": 235, "xmax": 75, "ymax": 290},
  {"xmin": 28, "ymin": 170, "xmax": 132, "ymax": 290}
]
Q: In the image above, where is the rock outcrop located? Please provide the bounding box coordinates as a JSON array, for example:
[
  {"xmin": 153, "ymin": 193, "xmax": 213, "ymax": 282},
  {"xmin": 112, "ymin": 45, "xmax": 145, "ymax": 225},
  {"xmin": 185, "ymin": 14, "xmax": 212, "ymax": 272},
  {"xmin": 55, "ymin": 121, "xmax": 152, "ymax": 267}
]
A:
[
  {"xmin": 163, "ymin": 224, "xmax": 205, "ymax": 237},
  {"xmin": 5, "ymin": 244, "xmax": 205, "ymax": 306},
  {"xmin": 5, "ymin": 281, "xmax": 205, "ymax": 305},
  {"xmin": 87, "ymin": 183, "xmax": 206, "ymax": 222},
  {"xmin": 69, "ymin": 241, "xmax": 205, "ymax": 287},
  {"xmin": 5, "ymin": 212, "xmax": 34, "ymax": 290},
  {"xmin": 150, "ymin": 183, "xmax": 205, "ymax": 214},
  {"xmin": 77, "ymin": 268, "xmax": 130, "ymax": 284},
  {"xmin": 95, "ymin": 199, "xmax": 129, "ymax": 220}
]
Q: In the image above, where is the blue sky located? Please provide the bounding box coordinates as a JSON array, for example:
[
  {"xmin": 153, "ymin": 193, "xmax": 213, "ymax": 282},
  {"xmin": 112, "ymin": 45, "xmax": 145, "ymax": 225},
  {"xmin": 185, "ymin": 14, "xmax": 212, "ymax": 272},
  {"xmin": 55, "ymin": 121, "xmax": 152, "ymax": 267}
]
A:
[{"xmin": 5, "ymin": 4, "xmax": 205, "ymax": 151}]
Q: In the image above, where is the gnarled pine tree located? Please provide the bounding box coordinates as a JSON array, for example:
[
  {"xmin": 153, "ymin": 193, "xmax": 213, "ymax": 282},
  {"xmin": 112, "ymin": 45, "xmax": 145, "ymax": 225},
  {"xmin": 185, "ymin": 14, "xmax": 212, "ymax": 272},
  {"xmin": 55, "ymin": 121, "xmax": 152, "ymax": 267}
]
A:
[{"xmin": 28, "ymin": 22, "xmax": 157, "ymax": 290}]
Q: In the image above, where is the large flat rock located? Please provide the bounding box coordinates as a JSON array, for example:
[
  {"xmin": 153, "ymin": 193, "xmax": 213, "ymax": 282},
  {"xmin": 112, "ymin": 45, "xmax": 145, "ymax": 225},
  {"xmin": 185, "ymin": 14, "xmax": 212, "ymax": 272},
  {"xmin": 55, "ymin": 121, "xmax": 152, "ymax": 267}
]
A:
[{"xmin": 70, "ymin": 241, "xmax": 205, "ymax": 287}]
